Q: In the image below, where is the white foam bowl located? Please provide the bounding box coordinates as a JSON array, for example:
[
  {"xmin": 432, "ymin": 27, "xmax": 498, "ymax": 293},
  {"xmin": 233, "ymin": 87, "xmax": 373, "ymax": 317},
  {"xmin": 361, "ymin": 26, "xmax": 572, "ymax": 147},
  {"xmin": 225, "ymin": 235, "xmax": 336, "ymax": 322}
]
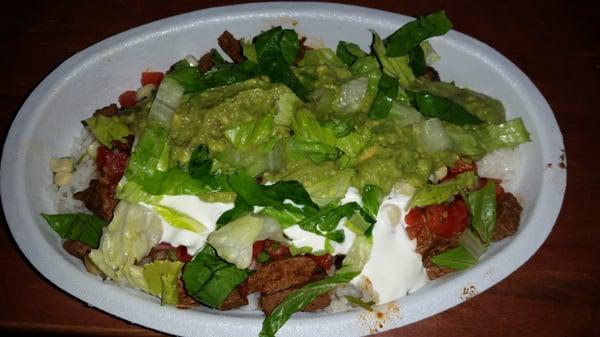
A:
[{"xmin": 1, "ymin": 3, "xmax": 566, "ymax": 336}]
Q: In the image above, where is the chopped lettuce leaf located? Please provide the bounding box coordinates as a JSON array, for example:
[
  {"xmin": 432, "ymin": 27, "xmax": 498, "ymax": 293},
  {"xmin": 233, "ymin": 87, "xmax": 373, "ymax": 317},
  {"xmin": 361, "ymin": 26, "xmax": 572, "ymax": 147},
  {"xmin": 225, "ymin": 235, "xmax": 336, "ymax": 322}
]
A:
[
  {"xmin": 337, "ymin": 234, "xmax": 371, "ymax": 273},
  {"xmin": 208, "ymin": 214, "xmax": 264, "ymax": 269},
  {"xmin": 298, "ymin": 48, "xmax": 346, "ymax": 67},
  {"xmin": 336, "ymin": 41, "xmax": 367, "ymax": 66},
  {"xmin": 224, "ymin": 115, "xmax": 275, "ymax": 150},
  {"xmin": 446, "ymin": 118, "xmax": 531, "ymax": 156},
  {"xmin": 84, "ymin": 115, "xmax": 130, "ymax": 149},
  {"xmin": 88, "ymin": 201, "xmax": 163, "ymax": 291},
  {"xmin": 465, "ymin": 179, "xmax": 497, "ymax": 243},
  {"xmin": 182, "ymin": 245, "xmax": 249, "ymax": 308},
  {"xmin": 361, "ymin": 184, "xmax": 383, "ymax": 220},
  {"xmin": 143, "ymin": 260, "xmax": 183, "ymax": 305},
  {"xmin": 259, "ymin": 271, "xmax": 359, "ymax": 337},
  {"xmin": 41, "ymin": 213, "xmax": 108, "ymax": 248},
  {"xmin": 371, "ymin": 31, "xmax": 415, "ymax": 87},
  {"xmin": 148, "ymin": 76, "xmax": 185, "ymax": 127},
  {"xmin": 152, "ymin": 204, "xmax": 206, "ymax": 233},
  {"xmin": 411, "ymin": 79, "xmax": 506, "ymax": 124},
  {"xmin": 413, "ymin": 118, "xmax": 453, "ymax": 153},
  {"xmin": 411, "ymin": 171, "xmax": 478, "ymax": 207},
  {"xmin": 430, "ymin": 245, "xmax": 477, "ymax": 270},
  {"xmin": 385, "ymin": 11, "xmax": 453, "ymax": 57},
  {"xmin": 413, "ymin": 91, "xmax": 483, "ymax": 125}
]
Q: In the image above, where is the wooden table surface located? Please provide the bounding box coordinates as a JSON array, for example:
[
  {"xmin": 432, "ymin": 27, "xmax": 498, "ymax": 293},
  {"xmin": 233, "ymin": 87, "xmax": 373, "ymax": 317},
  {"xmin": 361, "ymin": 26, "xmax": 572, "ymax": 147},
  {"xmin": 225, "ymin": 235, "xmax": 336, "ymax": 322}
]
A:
[{"xmin": 1, "ymin": 1, "xmax": 598, "ymax": 336}]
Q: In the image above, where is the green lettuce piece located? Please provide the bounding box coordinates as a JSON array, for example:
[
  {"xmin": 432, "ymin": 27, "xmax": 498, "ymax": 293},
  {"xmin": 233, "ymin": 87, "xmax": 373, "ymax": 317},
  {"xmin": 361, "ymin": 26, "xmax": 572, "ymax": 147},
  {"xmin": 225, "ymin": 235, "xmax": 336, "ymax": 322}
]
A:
[
  {"xmin": 125, "ymin": 126, "xmax": 170, "ymax": 194},
  {"xmin": 241, "ymin": 39, "xmax": 257, "ymax": 62},
  {"xmin": 465, "ymin": 179, "xmax": 497, "ymax": 243},
  {"xmin": 216, "ymin": 197, "xmax": 253, "ymax": 227},
  {"xmin": 409, "ymin": 45, "xmax": 427, "ymax": 76},
  {"xmin": 208, "ymin": 214, "xmax": 263, "ymax": 269},
  {"xmin": 148, "ymin": 76, "xmax": 186, "ymax": 127},
  {"xmin": 182, "ymin": 245, "xmax": 250, "ymax": 308},
  {"xmin": 152, "ymin": 204, "xmax": 206, "ymax": 233},
  {"xmin": 274, "ymin": 92, "xmax": 302, "ymax": 126},
  {"xmin": 259, "ymin": 271, "xmax": 359, "ymax": 337},
  {"xmin": 304, "ymin": 166, "xmax": 355, "ymax": 207},
  {"xmin": 255, "ymin": 26, "xmax": 308, "ymax": 100},
  {"xmin": 165, "ymin": 61, "xmax": 205, "ymax": 93},
  {"xmin": 411, "ymin": 79, "xmax": 506, "ymax": 124},
  {"xmin": 445, "ymin": 118, "xmax": 531, "ymax": 156},
  {"xmin": 371, "ymin": 31, "xmax": 415, "ymax": 87},
  {"xmin": 116, "ymin": 181, "xmax": 163, "ymax": 204},
  {"xmin": 335, "ymin": 127, "xmax": 372, "ymax": 158},
  {"xmin": 388, "ymin": 102, "xmax": 423, "ymax": 128},
  {"xmin": 349, "ymin": 56, "xmax": 382, "ymax": 113},
  {"xmin": 84, "ymin": 115, "xmax": 130, "ymax": 149},
  {"xmin": 369, "ymin": 72, "xmax": 399, "ymax": 119},
  {"xmin": 209, "ymin": 214, "xmax": 285, "ymax": 269},
  {"xmin": 430, "ymin": 245, "xmax": 477, "ymax": 270},
  {"xmin": 143, "ymin": 260, "xmax": 183, "ymax": 305},
  {"xmin": 291, "ymin": 108, "xmax": 337, "ymax": 146},
  {"xmin": 413, "ymin": 91, "xmax": 483, "ymax": 125},
  {"xmin": 413, "ymin": 118, "xmax": 453, "ymax": 154},
  {"xmin": 298, "ymin": 48, "xmax": 346, "ymax": 67},
  {"xmin": 385, "ymin": 11, "xmax": 453, "ymax": 57},
  {"xmin": 336, "ymin": 41, "xmax": 367, "ymax": 66},
  {"xmin": 298, "ymin": 202, "xmax": 361, "ymax": 242},
  {"xmin": 88, "ymin": 201, "xmax": 164, "ymax": 291},
  {"xmin": 361, "ymin": 184, "xmax": 383, "ymax": 220},
  {"xmin": 227, "ymin": 171, "xmax": 319, "ymax": 211},
  {"xmin": 224, "ymin": 115, "xmax": 275, "ymax": 150},
  {"xmin": 337, "ymin": 234, "xmax": 372, "ymax": 273},
  {"xmin": 216, "ymin": 138, "xmax": 283, "ymax": 177},
  {"xmin": 286, "ymin": 137, "xmax": 340, "ymax": 163},
  {"xmin": 259, "ymin": 207, "xmax": 305, "ymax": 228},
  {"xmin": 411, "ymin": 171, "xmax": 478, "ymax": 207},
  {"xmin": 41, "ymin": 213, "xmax": 108, "ymax": 248},
  {"xmin": 458, "ymin": 228, "xmax": 488, "ymax": 259}
]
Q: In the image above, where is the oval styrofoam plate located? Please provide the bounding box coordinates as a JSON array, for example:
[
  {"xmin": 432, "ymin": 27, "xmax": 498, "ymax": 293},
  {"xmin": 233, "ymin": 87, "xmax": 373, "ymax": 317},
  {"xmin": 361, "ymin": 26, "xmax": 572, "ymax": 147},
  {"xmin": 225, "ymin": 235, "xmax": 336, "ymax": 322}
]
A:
[{"xmin": 0, "ymin": 2, "xmax": 566, "ymax": 336}]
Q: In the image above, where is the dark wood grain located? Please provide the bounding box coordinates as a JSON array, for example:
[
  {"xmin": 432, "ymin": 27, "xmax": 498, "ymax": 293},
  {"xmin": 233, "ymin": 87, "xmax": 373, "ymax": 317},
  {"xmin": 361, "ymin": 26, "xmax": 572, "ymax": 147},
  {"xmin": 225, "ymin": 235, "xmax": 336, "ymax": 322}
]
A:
[{"xmin": 1, "ymin": 1, "xmax": 598, "ymax": 336}]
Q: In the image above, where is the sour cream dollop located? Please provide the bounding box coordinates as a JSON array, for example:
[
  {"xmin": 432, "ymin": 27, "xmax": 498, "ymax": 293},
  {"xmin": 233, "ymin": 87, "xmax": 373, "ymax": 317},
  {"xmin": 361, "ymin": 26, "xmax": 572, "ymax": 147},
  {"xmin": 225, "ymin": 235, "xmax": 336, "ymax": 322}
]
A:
[
  {"xmin": 142, "ymin": 195, "xmax": 234, "ymax": 255},
  {"xmin": 351, "ymin": 191, "xmax": 427, "ymax": 304}
]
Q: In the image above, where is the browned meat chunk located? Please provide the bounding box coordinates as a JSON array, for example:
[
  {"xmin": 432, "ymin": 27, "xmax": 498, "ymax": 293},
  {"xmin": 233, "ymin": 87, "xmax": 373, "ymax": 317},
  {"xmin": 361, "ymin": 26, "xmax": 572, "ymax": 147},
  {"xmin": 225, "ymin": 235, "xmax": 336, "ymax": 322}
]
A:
[
  {"xmin": 295, "ymin": 36, "xmax": 312, "ymax": 63},
  {"xmin": 177, "ymin": 279, "xmax": 199, "ymax": 309},
  {"xmin": 493, "ymin": 192, "xmax": 522, "ymax": 241},
  {"xmin": 220, "ymin": 287, "xmax": 249, "ymax": 310},
  {"xmin": 198, "ymin": 50, "xmax": 215, "ymax": 73},
  {"xmin": 423, "ymin": 263, "xmax": 454, "ymax": 279},
  {"xmin": 423, "ymin": 66, "xmax": 441, "ymax": 81},
  {"xmin": 218, "ymin": 31, "xmax": 245, "ymax": 63},
  {"xmin": 62, "ymin": 239, "xmax": 91, "ymax": 259},
  {"xmin": 93, "ymin": 104, "xmax": 118, "ymax": 117},
  {"xmin": 73, "ymin": 179, "xmax": 118, "ymax": 221},
  {"xmin": 259, "ymin": 287, "xmax": 331, "ymax": 315},
  {"xmin": 246, "ymin": 257, "xmax": 317, "ymax": 295}
]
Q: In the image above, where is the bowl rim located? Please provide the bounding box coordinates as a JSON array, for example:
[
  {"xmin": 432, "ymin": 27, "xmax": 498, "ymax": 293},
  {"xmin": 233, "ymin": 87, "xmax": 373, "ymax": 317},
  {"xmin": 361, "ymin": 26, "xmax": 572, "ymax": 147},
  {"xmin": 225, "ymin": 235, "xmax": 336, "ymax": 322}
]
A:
[{"xmin": 0, "ymin": 2, "xmax": 566, "ymax": 337}]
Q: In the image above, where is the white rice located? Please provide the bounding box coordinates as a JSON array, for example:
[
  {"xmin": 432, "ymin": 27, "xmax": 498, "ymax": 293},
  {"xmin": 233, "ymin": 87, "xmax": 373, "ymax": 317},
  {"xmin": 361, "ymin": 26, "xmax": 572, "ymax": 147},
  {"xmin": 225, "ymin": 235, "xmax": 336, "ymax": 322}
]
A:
[{"xmin": 47, "ymin": 128, "xmax": 97, "ymax": 213}]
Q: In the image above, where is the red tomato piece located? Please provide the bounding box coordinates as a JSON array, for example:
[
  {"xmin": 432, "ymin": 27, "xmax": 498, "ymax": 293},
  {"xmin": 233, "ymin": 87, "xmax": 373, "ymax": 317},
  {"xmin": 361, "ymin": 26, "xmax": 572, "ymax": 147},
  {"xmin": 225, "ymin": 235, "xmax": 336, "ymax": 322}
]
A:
[
  {"xmin": 425, "ymin": 200, "xmax": 469, "ymax": 238},
  {"xmin": 252, "ymin": 240, "xmax": 265, "ymax": 259},
  {"xmin": 405, "ymin": 208, "xmax": 427, "ymax": 230},
  {"xmin": 141, "ymin": 72, "xmax": 164, "ymax": 86},
  {"xmin": 118, "ymin": 90, "xmax": 137, "ymax": 108},
  {"xmin": 310, "ymin": 253, "xmax": 333, "ymax": 270},
  {"xmin": 96, "ymin": 146, "xmax": 129, "ymax": 185},
  {"xmin": 176, "ymin": 245, "xmax": 193, "ymax": 263}
]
